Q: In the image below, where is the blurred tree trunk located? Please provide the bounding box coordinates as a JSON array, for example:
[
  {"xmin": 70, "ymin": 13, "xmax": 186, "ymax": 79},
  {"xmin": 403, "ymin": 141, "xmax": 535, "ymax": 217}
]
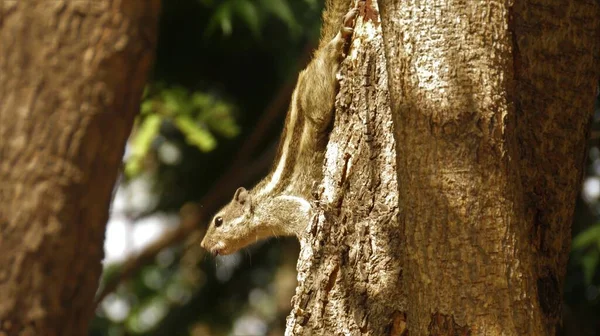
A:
[
  {"xmin": 287, "ymin": 0, "xmax": 600, "ymax": 335},
  {"xmin": 0, "ymin": 1, "xmax": 160, "ymax": 335}
]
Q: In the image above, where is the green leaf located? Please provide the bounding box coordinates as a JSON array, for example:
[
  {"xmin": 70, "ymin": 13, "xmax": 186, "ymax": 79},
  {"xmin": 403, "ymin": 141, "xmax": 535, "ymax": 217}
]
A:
[
  {"xmin": 131, "ymin": 115, "xmax": 162, "ymax": 158},
  {"xmin": 124, "ymin": 160, "xmax": 141, "ymax": 178},
  {"xmin": 190, "ymin": 92, "xmax": 212, "ymax": 110},
  {"xmin": 233, "ymin": 0, "xmax": 261, "ymax": 37},
  {"xmin": 573, "ymin": 224, "xmax": 600, "ymax": 250},
  {"xmin": 205, "ymin": 2, "xmax": 234, "ymax": 37},
  {"xmin": 259, "ymin": 0, "xmax": 299, "ymax": 32},
  {"xmin": 303, "ymin": 0, "xmax": 318, "ymax": 9},
  {"xmin": 163, "ymin": 87, "xmax": 195, "ymax": 116},
  {"xmin": 174, "ymin": 115, "xmax": 217, "ymax": 152},
  {"xmin": 205, "ymin": 103, "xmax": 240, "ymax": 138},
  {"xmin": 140, "ymin": 100, "xmax": 154, "ymax": 115},
  {"xmin": 125, "ymin": 115, "xmax": 162, "ymax": 177},
  {"xmin": 141, "ymin": 86, "xmax": 150, "ymax": 100},
  {"xmin": 581, "ymin": 249, "xmax": 600, "ymax": 285}
]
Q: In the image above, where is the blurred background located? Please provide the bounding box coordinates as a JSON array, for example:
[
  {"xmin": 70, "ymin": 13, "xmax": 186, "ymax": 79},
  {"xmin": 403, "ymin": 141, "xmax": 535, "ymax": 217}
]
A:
[{"xmin": 88, "ymin": 1, "xmax": 600, "ymax": 335}]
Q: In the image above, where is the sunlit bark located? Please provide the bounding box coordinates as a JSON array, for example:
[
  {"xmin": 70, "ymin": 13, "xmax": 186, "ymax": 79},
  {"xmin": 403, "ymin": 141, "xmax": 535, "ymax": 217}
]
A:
[{"xmin": 287, "ymin": 0, "xmax": 600, "ymax": 334}]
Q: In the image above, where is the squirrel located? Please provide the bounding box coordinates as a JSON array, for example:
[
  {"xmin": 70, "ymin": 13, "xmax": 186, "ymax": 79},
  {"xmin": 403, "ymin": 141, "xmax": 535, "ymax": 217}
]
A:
[{"xmin": 200, "ymin": 2, "xmax": 360, "ymax": 256}]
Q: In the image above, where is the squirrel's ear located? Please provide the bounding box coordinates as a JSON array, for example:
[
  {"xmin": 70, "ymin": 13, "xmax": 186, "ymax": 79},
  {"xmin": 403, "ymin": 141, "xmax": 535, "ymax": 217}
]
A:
[{"xmin": 234, "ymin": 187, "xmax": 249, "ymax": 205}]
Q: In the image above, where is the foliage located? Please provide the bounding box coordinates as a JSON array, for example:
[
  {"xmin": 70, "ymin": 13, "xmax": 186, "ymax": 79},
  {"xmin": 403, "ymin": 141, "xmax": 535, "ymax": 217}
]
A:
[
  {"xmin": 201, "ymin": 0, "xmax": 319, "ymax": 37},
  {"xmin": 573, "ymin": 221, "xmax": 600, "ymax": 284},
  {"xmin": 572, "ymin": 84, "xmax": 600, "ymax": 287},
  {"xmin": 93, "ymin": 0, "xmax": 600, "ymax": 334},
  {"xmin": 125, "ymin": 85, "xmax": 240, "ymax": 178},
  {"xmin": 92, "ymin": 0, "xmax": 322, "ymax": 335},
  {"xmin": 563, "ymin": 82, "xmax": 600, "ymax": 334}
]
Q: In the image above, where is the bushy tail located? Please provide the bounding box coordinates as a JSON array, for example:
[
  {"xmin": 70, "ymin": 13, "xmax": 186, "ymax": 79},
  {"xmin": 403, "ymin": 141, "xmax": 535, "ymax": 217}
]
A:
[{"xmin": 318, "ymin": 0, "xmax": 354, "ymax": 50}]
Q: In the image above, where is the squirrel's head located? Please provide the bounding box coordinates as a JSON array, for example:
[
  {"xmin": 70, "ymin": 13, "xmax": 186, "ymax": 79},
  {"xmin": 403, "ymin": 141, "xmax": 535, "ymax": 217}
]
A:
[{"xmin": 201, "ymin": 187, "xmax": 255, "ymax": 255}]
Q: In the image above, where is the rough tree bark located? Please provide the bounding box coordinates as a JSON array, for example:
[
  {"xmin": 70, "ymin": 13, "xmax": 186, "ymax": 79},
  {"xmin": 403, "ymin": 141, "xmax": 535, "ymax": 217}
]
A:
[
  {"xmin": 0, "ymin": 1, "xmax": 160, "ymax": 335},
  {"xmin": 380, "ymin": 0, "xmax": 600, "ymax": 334},
  {"xmin": 287, "ymin": 0, "xmax": 600, "ymax": 335},
  {"xmin": 287, "ymin": 1, "xmax": 404, "ymax": 335}
]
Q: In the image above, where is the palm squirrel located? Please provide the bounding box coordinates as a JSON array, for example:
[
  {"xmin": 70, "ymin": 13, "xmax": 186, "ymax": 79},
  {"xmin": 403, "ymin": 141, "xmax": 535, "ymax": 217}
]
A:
[{"xmin": 201, "ymin": 3, "xmax": 359, "ymax": 256}]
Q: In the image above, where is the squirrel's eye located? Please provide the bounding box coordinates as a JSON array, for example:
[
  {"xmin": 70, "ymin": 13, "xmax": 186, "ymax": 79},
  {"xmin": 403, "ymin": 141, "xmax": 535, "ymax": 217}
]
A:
[{"xmin": 214, "ymin": 216, "xmax": 223, "ymax": 227}]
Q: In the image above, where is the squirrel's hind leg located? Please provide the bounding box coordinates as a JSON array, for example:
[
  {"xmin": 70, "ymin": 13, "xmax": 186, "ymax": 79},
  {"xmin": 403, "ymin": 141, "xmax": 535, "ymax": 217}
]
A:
[{"xmin": 296, "ymin": 4, "xmax": 360, "ymax": 131}]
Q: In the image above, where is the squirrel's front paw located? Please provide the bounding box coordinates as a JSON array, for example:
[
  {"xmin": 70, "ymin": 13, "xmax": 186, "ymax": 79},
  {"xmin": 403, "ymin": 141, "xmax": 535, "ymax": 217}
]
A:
[
  {"xmin": 341, "ymin": 7, "xmax": 359, "ymax": 39},
  {"xmin": 330, "ymin": 1, "xmax": 363, "ymax": 56}
]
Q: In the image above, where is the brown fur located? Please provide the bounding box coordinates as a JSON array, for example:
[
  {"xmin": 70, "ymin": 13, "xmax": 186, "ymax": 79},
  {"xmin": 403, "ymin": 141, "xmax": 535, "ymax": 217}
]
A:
[{"xmin": 201, "ymin": 2, "xmax": 360, "ymax": 256}]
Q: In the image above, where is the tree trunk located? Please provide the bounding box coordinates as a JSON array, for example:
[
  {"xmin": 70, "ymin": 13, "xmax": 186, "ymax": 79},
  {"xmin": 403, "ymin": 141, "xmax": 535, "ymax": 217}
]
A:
[
  {"xmin": 287, "ymin": 1, "xmax": 404, "ymax": 335},
  {"xmin": 0, "ymin": 1, "xmax": 160, "ymax": 334},
  {"xmin": 287, "ymin": 0, "xmax": 600, "ymax": 335},
  {"xmin": 380, "ymin": 0, "xmax": 600, "ymax": 334}
]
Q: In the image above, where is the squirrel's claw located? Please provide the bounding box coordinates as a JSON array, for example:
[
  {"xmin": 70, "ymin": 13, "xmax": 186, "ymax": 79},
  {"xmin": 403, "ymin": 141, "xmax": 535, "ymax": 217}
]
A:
[{"xmin": 341, "ymin": 6, "xmax": 359, "ymax": 39}]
